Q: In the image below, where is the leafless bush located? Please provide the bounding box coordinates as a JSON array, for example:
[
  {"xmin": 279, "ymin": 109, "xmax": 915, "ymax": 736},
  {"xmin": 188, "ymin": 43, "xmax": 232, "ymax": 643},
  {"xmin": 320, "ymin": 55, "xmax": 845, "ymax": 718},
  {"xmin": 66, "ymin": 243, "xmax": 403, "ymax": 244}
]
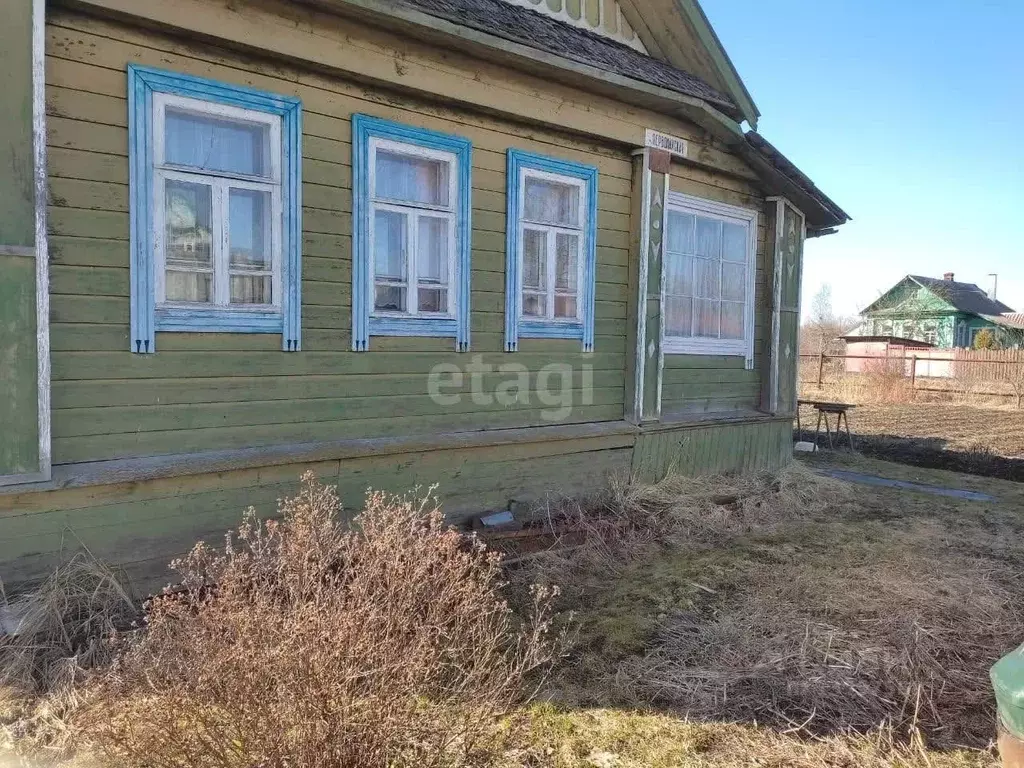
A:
[{"xmin": 76, "ymin": 472, "xmax": 562, "ymax": 768}]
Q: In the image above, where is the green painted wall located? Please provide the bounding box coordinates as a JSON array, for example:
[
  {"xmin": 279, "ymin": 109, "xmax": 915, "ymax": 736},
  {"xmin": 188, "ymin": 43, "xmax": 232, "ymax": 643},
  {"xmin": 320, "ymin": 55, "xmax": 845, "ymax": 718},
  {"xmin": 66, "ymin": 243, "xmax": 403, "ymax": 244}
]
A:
[
  {"xmin": 0, "ymin": 0, "xmax": 41, "ymax": 478},
  {"xmin": 0, "ymin": 255, "xmax": 40, "ymax": 476},
  {"xmin": 0, "ymin": 0, "xmax": 35, "ymax": 247},
  {"xmin": 0, "ymin": 9, "xmax": 788, "ymax": 593},
  {"xmin": 44, "ymin": 10, "xmax": 633, "ymax": 464},
  {"xmin": 631, "ymin": 418, "xmax": 790, "ymax": 483}
]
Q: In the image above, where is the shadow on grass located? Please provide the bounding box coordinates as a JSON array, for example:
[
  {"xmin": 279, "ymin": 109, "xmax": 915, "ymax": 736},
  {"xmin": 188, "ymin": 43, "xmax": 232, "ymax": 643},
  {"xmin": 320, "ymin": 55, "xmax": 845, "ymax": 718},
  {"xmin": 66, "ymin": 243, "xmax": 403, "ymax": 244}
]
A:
[{"xmin": 794, "ymin": 427, "xmax": 1024, "ymax": 482}]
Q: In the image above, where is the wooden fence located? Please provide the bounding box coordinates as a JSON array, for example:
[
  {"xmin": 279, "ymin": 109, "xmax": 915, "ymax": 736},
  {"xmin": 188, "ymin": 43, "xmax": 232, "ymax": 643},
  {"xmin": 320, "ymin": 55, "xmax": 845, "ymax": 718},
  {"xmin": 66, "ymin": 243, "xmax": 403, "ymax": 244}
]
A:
[{"xmin": 799, "ymin": 348, "xmax": 1024, "ymax": 405}]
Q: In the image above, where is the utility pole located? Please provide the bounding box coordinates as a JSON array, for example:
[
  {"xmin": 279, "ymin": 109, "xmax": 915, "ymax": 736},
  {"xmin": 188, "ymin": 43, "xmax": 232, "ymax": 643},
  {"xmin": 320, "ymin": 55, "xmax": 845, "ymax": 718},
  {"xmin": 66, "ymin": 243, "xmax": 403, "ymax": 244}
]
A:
[{"xmin": 989, "ymin": 273, "xmax": 999, "ymax": 300}]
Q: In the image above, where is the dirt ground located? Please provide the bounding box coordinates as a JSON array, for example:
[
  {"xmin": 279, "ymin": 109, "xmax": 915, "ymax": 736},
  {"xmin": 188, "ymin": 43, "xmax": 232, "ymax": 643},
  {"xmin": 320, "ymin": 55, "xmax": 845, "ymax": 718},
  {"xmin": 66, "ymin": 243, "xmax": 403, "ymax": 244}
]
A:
[{"xmin": 797, "ymin": 401, "xmax": 1024, "ymax": 480}]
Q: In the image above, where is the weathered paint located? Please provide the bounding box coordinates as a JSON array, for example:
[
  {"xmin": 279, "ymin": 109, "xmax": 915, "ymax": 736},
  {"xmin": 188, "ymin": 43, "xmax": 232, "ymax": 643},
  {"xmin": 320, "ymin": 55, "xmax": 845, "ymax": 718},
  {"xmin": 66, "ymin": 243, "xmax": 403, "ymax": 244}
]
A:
[
  {"xmin": 501, "ymin": 0, "xmax": 646, "ymax": 51},
  {"xmin": 0, "ymin": 5, "xmax": 795, "ymax": 590},
  {"xmin": 0, "ymin": 254, "xmax": 40, "ymax": 476},
  {"xmin": 1, "ymin": 430, "xmax": 637, "ymax": 592},
  {"xmin": 630, "ymin": 417, "xmax": 791, "ymax": 483},
  {"xmin": 0, "ymin": 0, "xmax": 50, "ymax": 484}
]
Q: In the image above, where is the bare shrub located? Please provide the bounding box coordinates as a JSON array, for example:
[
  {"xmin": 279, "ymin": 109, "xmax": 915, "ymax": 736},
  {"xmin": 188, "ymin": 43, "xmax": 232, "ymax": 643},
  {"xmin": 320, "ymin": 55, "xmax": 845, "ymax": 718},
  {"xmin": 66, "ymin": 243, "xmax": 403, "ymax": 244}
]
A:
[{"xmin": 77, "ymin": 473, "xmax": 562, "ymax": 768}]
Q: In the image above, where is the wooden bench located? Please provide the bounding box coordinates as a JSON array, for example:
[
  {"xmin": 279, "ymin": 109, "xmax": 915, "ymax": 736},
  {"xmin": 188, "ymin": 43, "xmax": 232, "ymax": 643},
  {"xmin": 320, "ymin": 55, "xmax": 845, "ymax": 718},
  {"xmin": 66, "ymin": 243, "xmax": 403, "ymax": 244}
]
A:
[{"xmin": 797, "ymin": 399, "xmax": 855, "ymax": 450}]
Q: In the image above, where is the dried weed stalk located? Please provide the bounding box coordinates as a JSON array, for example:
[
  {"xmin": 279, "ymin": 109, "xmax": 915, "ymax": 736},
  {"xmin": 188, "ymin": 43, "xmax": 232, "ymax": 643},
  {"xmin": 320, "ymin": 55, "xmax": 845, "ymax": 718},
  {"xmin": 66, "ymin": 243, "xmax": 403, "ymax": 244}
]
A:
[{"xmin": 79, "ymin": 472, "xmax": 562, "ymax": 768}]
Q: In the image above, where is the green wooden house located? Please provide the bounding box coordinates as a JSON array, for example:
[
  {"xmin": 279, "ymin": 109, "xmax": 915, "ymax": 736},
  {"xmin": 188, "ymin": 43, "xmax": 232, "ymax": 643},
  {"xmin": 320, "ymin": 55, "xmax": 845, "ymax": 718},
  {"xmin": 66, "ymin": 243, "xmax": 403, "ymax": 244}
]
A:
[
  {"xmin": 0, "ymin": 0, "xmax": 847, "ymax": 590},
  {"xmin": 859, "ymin": 273, "xmax": 1018, "ymax": 349}
]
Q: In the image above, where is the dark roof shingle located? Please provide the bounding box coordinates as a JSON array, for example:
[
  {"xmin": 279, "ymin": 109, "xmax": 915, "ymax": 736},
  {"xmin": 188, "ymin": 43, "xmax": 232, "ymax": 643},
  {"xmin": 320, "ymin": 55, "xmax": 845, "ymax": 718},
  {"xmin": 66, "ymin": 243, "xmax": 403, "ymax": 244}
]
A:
[
  {"xmin": 395, "ymin": 0, "xmax": 737, "ymax": 111},
  {"xmin": 910, "ymin": 275, "xmax": 1015, "ymax": 316}
]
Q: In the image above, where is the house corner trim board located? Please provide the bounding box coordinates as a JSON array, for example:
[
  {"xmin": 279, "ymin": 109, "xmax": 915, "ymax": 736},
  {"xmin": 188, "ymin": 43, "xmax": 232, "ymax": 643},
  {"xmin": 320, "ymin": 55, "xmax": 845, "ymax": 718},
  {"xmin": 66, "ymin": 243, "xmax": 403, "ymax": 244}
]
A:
[
  {"xmin": 627, "ymin": 148, "xmax": 668, "ymax": 424},
  {"xmin": 0, "ymin": 0, "xmax": 50, "ymax": 487},
  {"xmin": 766, "ymin": 196, "xmax": 805, "ymax": 416}
]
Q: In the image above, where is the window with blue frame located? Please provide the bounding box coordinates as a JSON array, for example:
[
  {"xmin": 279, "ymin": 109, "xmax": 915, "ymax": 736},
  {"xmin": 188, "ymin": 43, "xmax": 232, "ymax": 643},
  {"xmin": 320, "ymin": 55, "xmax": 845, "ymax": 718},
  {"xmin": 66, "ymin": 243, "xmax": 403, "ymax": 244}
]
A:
[
  {"xmin": 504, "ymin": 150, "xmax": 597, "ymax": 352},
  {"xmin": 351, "ymin": 115, "xmax": 472, "ymax": 351},
  {"xmin": 127, "ymin": 65, "xmax": 302, "ymax": 353}
]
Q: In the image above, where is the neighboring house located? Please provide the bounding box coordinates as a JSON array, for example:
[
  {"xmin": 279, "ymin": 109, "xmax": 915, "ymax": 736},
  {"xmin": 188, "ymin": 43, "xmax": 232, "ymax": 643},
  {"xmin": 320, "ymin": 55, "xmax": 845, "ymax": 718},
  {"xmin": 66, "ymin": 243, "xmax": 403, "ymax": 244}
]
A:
[
  {"xmin": 0, "ymin": 0, "xmax": 847, "ymax": 589},
  {"xmin": 860, "ymin": 273, "xmax": 1019, "ymax": 349}
]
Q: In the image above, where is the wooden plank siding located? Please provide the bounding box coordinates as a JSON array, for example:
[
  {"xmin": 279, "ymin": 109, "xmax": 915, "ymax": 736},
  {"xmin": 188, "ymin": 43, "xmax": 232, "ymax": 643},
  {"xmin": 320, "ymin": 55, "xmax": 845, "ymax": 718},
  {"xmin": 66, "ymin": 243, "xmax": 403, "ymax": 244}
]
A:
[
  {"xmin": 42, "ymin": 10, "xmax": 637, "ymax": 464},
  {"xmin": 659, "ymin": 163, "xmax": 771, "ymax": 417},
  {"xmin": 2, "ymin": 430, "xmax": 635, "ymax": 590},
  {"xmin": 631, "ymin": 418, "xmax": 790, "ymax": 482},
  {"xmin": 0, "ymin": 3, "xmax": 792, "ymax": 591}
]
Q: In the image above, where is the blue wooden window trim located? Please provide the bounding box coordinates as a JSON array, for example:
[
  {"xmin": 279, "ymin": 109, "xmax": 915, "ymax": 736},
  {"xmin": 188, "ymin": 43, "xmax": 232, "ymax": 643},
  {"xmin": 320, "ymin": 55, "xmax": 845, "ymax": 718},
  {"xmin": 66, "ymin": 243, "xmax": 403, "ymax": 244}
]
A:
[
  {"xmin": 127, "ymin": 65, "xmax": 302, "ymax": 353},
  {"xmin": 351, "ymin": 114, "xmax": 472, "ymax": 352},
  {"xmin": 504, "ymin": 149, "xmax": 598, "ymax": 352}
]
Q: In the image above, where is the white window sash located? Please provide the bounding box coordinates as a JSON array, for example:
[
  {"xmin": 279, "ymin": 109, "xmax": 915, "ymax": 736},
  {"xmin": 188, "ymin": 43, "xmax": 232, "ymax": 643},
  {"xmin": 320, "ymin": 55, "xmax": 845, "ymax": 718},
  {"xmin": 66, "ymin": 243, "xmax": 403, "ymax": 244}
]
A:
[
  {"xmin": 151, "ymin": 94, "xmax": 283, "ymax": 312},
  {"xmin": 367, "ymin": 137, "xmax": 458, "ymax": 319},
  {"xmin": 153, "ymin": 92, "xmax": 281, "ymax": 183},
  {"xmin": 517, "ymin": 168, "xmax": 586, "ymax": 323},
  {"xmin": 662, "ymin": 192, "xmax": 757, "ymax": 360}
]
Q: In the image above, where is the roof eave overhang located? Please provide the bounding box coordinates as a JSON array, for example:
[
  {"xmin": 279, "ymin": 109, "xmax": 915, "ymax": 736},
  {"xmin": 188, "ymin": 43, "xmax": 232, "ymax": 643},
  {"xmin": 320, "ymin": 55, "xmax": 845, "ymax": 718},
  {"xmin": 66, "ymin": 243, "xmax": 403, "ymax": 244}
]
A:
[
  {"xmin": 675, "ymin": 0, "xmax": 759, "ymax": 128},
  {"xmin": 297, "ymin": 0, "xmax": 750, "ymax": 142},
  {"xmin": 742, "ymin": 132, "xmax": 850, "ymax": 235}
]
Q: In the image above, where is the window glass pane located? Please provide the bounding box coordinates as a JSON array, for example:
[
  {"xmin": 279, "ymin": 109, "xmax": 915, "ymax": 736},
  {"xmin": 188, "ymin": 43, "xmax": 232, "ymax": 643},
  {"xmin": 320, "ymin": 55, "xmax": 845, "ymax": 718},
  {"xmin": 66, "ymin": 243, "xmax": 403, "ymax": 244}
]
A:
[
  {"xmin": 417, "ymin": 216, "xmax": 449, "ymax": 286},
  {"xmin": 722, "ymin": 262, "xmax": 746, "ymax": 302},
  {"xmin": 418, "ymin": 288, "xmax": 447, "ymax": 313},
  {"xmin": 375, "ymin": 150, "xmax": 449, "ymax": 207},
  {"xmin": 523, "ymin": 293, "xmax": 545, "ymax": 317},
  {"xmin": 374, "ymin": 209, "xmax": 407, "ymax": 280},
  {"xmin": 695, "ymin": 299, "xmax": 719, "ymax": 338},
  {"xmin": 164, "ymin": 179, "xmax": 213, "ymax": 304},
  {"xmin": 522, "ymin": 229, "xmax": 547, "ymax": 291},
  {"xmin": 695, "ymin": 216, "xmax": 722, "ymax": 259},
  {"xmin": 165, "ymin": 180, "xmax": 213, "ymax": 270},
  {"xmin": 554, "ymin": 295, "xmax": 577, "ymax": 319},
  {"xmin": 230, "ymin": 275, "xmax": 272, "ymax": 305},
  {"xmin": 665, "ymin": 253, "xmax": 693, "ymax": 296},
  {"xmin": 524, "ymin": 177, "xmax": 579, "ymax": 226},
  {"xmin": 375, "ymin": 285, "xmax": 406, "ymax": 312},
  {"xmin": 722, "ymin": 301, "xmax": 744, "ymax": 339},
  {"xmin": 693, "ymin": 258, "xmax": 720, "ymax": 299},
  {"xmin": 722, "ymin": 222, "xmax": 747, "ymax": 263},
  {"xmin": 665, "ymin": 211, "xmax": 695, "ymax": 254},
  {"xmin": 229, "ymin": 189, "xmax": 272, "ymax": 270},
  {"xmin": 165, "ymin": 108, "xmax": 268, "ymax": 177},
  {"xmin": 166, "ymin": 272, "xmax": 212, "ymax": 304},
  {"xmin": 665, "ymin": 296, "xmax": 692, "ymax": 337},
  {"xmin": 555, "ymin": 233, "xmax": 578, "ymax": 292}
]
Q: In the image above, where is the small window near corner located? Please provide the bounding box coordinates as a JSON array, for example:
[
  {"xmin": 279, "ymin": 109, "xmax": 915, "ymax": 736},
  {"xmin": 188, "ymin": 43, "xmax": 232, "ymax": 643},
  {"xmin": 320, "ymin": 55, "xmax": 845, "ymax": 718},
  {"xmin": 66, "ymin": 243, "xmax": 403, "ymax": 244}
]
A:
[
  {"xmin": 504, "ymin": 150, "xmax": 597, "ymax": 352},
  {"xmin": 351, "ymin": 115, "xmax": 472, "ymax": 351},
  {"xmin": 127, "ymin": 65, "xmax": 302, "ymax": 353},
  {"xmin": 662, "ymin": 192, "xmax": 757, "ymax": 367}
]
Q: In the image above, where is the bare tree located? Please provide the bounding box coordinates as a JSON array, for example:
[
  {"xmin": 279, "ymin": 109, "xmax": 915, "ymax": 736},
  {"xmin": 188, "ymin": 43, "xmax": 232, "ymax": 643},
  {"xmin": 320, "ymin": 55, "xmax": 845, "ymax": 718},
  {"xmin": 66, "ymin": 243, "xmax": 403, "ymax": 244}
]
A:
[{"xmin": 802, "ymin": 283, "xmax": 853, "ymax": 355}]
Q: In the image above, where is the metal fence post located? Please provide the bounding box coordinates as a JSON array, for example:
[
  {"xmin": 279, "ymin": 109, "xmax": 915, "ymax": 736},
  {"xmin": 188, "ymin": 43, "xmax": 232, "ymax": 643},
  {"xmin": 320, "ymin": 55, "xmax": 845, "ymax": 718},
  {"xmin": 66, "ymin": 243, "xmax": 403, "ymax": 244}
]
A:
[
  {"xmin": 910, "ymin": 355, "xmax": 917, "ymax": 389},
  {"xmin": 817, "ymin": 352, "xmax": 825, "ymax": 388}
]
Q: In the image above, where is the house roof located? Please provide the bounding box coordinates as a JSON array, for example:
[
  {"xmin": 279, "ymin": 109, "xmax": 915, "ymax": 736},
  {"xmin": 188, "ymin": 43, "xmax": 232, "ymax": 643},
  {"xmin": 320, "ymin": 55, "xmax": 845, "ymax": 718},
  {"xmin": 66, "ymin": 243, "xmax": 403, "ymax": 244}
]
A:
[
  {"xmin": 841, "ymin": 335, "xmax": 935, "ymax": 348},
  {"xmin": 984, "ymin": 313, "xmax": 1024, "ymax": 331},
  {"xmin": 908, "ymin": 275, "xmax": 1014, "ymax": 316},
  {"xmin": 396, "ymin": 0, "xmax": 739, "ymax": 114},
  {"xmin": 742, "ymin": 132, "xmax": 850, "ymax": 233}
]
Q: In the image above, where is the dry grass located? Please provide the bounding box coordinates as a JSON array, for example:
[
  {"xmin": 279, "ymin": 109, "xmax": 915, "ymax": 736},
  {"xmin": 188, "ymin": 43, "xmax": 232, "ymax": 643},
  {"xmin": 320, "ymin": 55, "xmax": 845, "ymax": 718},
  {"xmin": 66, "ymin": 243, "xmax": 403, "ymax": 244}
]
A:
[
  {"xmin": 72, "ymin": 472, "xmax": 561, "ymax": 768},
  {"xmin": 3, "ymin": 461, "xmax": 1019, "ymax": 767},
  {"xmin": 508, "ymin": 461, "xmax": 1020, "ymax": 753},
  {"xmin": 0, "ymin": 554, "xmax": 138, "ymax": 755}
]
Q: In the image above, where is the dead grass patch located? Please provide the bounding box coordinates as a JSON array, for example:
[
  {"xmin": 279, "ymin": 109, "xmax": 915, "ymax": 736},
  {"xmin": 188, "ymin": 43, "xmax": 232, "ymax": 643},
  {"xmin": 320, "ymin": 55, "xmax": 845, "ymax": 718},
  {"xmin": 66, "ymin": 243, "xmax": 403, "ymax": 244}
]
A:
[{"xmin": 509, "ymin": 462, "xmax": 1020, "ymax": 751}]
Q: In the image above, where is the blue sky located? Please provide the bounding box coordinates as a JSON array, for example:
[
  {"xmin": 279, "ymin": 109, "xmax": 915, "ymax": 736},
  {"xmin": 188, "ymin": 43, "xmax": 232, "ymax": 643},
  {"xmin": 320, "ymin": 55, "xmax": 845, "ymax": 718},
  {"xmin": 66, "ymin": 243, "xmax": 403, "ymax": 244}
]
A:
[{"xmin": 702, "ymin": 0, "xmax": 1024, "ymax": 321}]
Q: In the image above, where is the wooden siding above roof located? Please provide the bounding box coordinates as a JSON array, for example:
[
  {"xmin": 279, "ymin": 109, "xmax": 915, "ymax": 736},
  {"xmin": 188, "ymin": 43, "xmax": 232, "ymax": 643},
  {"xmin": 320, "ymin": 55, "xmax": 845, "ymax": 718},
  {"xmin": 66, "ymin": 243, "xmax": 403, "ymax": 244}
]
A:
[{"xmin": 500, "ymin": 0, "xmax": 646, "ymax": 51}]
